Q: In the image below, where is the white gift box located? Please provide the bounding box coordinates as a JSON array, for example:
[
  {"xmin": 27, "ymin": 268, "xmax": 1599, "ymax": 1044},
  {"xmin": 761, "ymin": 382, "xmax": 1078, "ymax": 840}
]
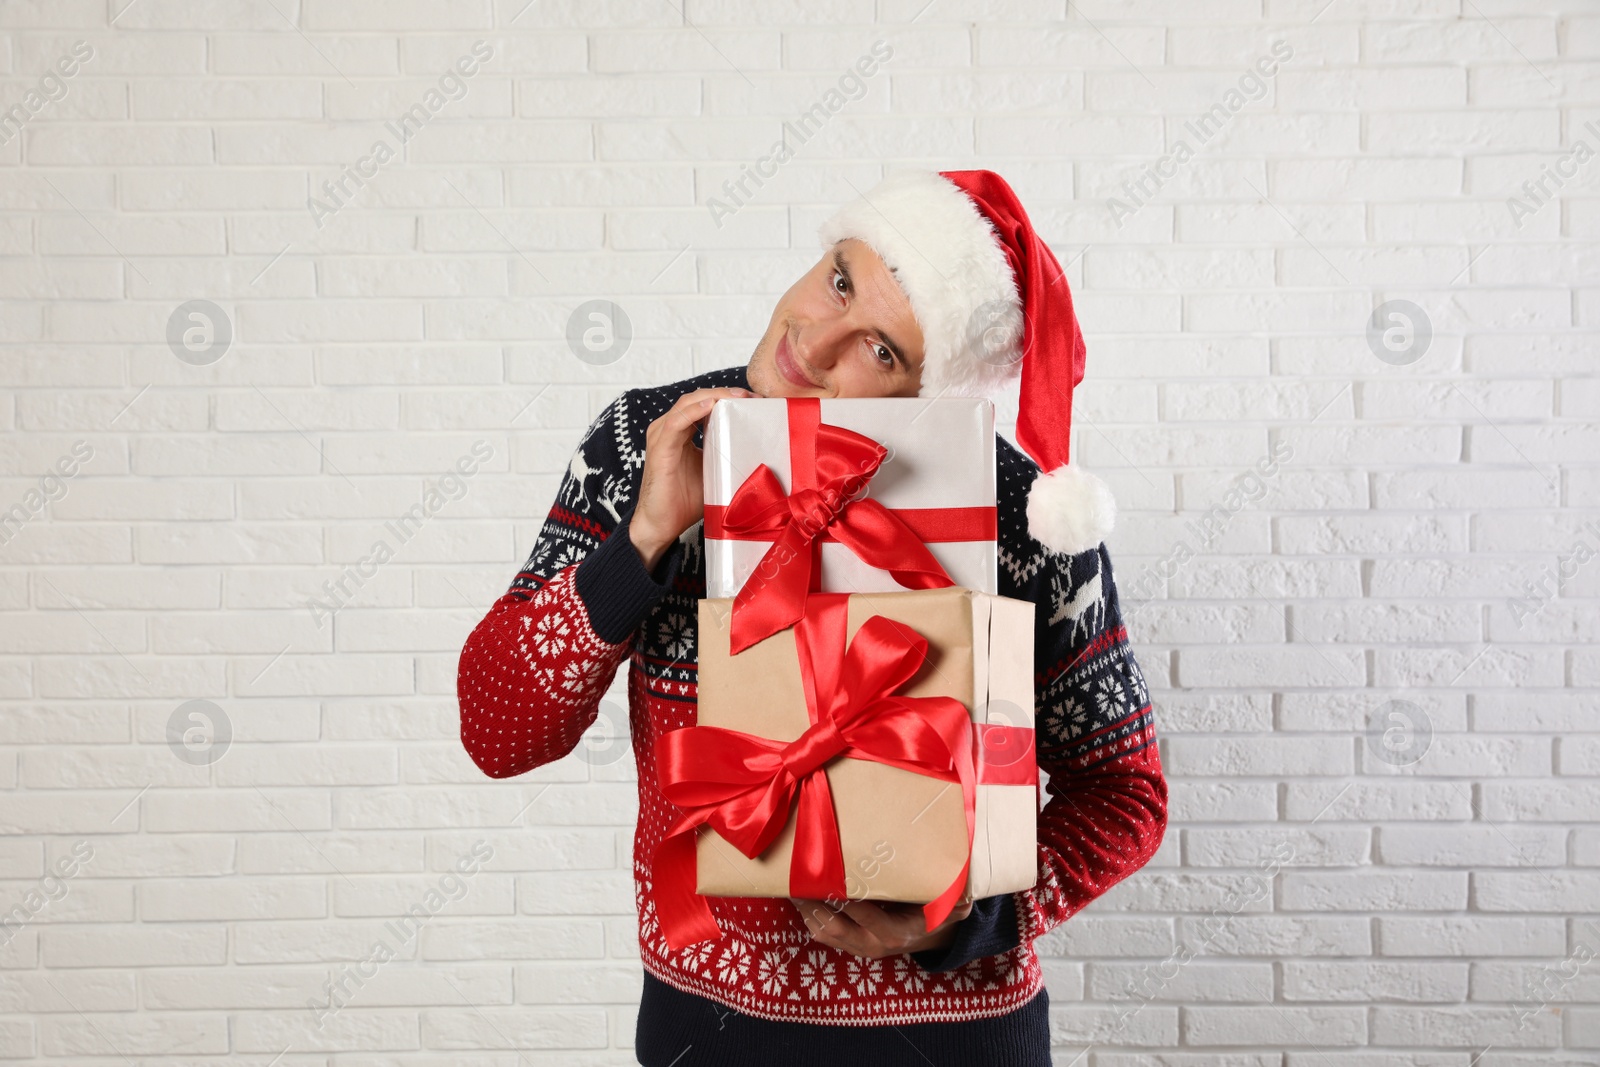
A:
[{"xmin": 702, "ymin": 397, "xmax": 999, "ymax": 600}]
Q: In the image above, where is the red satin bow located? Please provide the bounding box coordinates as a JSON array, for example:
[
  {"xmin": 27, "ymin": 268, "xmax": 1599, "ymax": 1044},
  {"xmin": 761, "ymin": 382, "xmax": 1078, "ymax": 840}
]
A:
[
  {"xmin": 650, "ymin": 594, "xmax": 978, "ymax": 952},
  {"xmin": 714, "ymin": 398, "xmax": 956, "ymax": 654}
]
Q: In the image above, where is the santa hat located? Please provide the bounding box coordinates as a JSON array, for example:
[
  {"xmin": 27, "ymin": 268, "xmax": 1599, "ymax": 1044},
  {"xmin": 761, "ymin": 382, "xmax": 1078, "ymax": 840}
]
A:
[{"xmin": 816, "ymin": 168, "xmax": 1115, "ymax": 557}]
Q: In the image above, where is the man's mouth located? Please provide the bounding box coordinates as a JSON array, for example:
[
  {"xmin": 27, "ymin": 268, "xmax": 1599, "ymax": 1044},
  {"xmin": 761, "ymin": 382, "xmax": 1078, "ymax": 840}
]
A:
[{"xmin": 774, "ymin": 332, "xmax": 817, "ymax": 390}]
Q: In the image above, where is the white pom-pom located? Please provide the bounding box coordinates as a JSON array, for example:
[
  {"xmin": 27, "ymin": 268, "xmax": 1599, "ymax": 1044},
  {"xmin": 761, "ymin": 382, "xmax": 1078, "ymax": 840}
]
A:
[{"xmin": 1025, "ymin": 464, "xmax": 1116, "ymax": 556}]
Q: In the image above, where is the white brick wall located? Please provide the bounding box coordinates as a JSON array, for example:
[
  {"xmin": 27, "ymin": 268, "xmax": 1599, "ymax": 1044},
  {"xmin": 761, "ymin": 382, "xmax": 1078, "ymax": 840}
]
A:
[{"xmin": 0, "ymin": 1, "xmax": 1596, "ymax": 1063}]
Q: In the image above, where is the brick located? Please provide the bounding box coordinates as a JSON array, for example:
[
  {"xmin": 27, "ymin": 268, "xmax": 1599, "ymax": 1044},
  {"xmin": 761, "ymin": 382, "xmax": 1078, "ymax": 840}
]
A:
[
  {"xmin": 1376, "ymin": 468, "xmax": 1560, "ymax": 510},
  {"xmin": 1377, "ymin": 824, "xmax": 1566, "ymax": 868},
  {"xmin": 1471, "ymin": 958, "xmax": 1600, "ymax": 1003},
  {"xmin": 1372, "ymin": 1006, "xmax": 1560, "ymax": 1047},
  {"xmin": 590, "ymin": 29, "xmax": 779, "ymax": 73},
  {"xmin": 1178, "ymin": 645, "xmax": 1365, "ymax": 689},
  {"xmin": 420, "ymin": 919, "xmax": 606, "ymax": 962},
  {"xmin": 1083, "ymin": 425, "xmax": 1264, "ymax": 468},
  {"xmin": 1474, "ymin": 871, "xmax": 1600, "ymax": 912},
  {"xmin": 42, "ymin": 924, "xmax": 226, "ymax": 967},
  {"xmin": 1185, "ymin": 1006, "xmax": 1367, "ymax": 1046},
  {"xmin": 1367, "ymin": 109, "xmax": 1560, "ymax": 153},
  {"xmin": 1274, "ymin": 157, "xmax": 1461, "ymax": 200},
  {"xmin": 1281, "ymin": 871, "xmax": 1467, "ymax": 911},
  {"xmin": 1472, "ymin": 694, "xmax": 1600, "ymax": 735},
  {"xmin": 304, "ymin": 0, "xmax": 492, "ymax": 29},
  {"xmin": 889, "ymin": 70, "xmax": 1078, "ymax": 114},
  {"xmin": 515, "ymin": 961, "xmax": 640, "ymax": 1004},
  {"xmin": 1180, "ymin": 916, "xmax": 1372, "ymax": 957},
  {"xmin": 1041, "ymin": 1004, "xmax": 1178, "ymax": 1046},
  {"xmin": 1167, "ymin": 25, "xmax": 1357, "ymax": 66},
  {"xmin": 212, "ymin": 33, "xmax": 399, "ymax": 74},
  {"xmin": 38, "ymin": 1013, "xmax": 227, "ymax": 1056},
  {"xmin": 140, "ymin": 877, "xmax": 325, "ymax": 921},
  {"xmin": 788, "ymin": 27, "xmax": 967, "ymax": 70},
  {"xmin": 1185, "ymin": 828, "xmax": 1370, "ymax": 867},
  {"xmin": 983, "ymin": 114, "xmax": 1163, "ymax": 156},
  {"xmin": 1285, "ymin": 961, "xmax": 1468, "ymax": 1002},
  {"xmin": 1167, "ymin": 559, "xmax": 1363, "ymax": 600},
  {"xmin": 1148, "ymin": 693, "xmax": 1273, "ymax": 734},
  {"xmin": 520, "ymin": 76, "xmax": 701, "ymax": 118},
  {"xmin": 14, "ymin": 34, "xmax": 204, "ymax": 73},
  {"xmin": 232, "ymin": 1008, "xmax": 420, "ymax": 1053},
  {"xmin": 1289, "ymin": 600, "xmax": 1479, "ymax": 645},
  {"xmin": 1087, "ymin": 960, "xmax": 1273, "ymax": 1004},
  {"xmin": 421, "ymin": 1007, "xmax": 609, "ymax": 1051},
  {"xmin": 131, "ymin": 79, "xmax": 322, "ymax": 119},
  {"xmin": 1375, "ymin": 646, "xmax": 1565, "ymax": 690},
  {"xmin": 1378, "ymin": 917, "xmax": 1567, "ymax": 957},
  {"xmin": 1367, "ymin": 17, "xmax": 1556, "ymax": 62},
  {"xmin": 1285, "ymin": 780, "xmax": 1472, "ymax": 822},
  {"xmin": 27, "ymin": 125, "xmax": 211, "ymax": 166},
  {"xmin": 1279, "ymin": 67, "xmax": 1465, "ymax": 109},
  {"xmin": 975, "ymin": 25, "xmax": 1165, "ymax": 68}
]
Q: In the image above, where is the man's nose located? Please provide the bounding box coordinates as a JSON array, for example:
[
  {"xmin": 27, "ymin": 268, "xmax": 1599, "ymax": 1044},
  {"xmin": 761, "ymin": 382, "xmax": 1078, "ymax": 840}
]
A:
[{"xmin": 798, "ymin": 321, "xmax": 848, "ymax": 371}]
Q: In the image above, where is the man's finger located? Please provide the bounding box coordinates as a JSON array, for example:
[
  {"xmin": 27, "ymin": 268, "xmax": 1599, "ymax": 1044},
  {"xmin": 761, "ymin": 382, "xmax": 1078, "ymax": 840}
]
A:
[
  {"xmin": 794, "ymin": 897, "xmax": 854, "ymax": 935},
  {"xmin": 816, "ymin": 920, "xmax": 877, "ymax": 958},
  {"xmin": 840, "ymin": 899, "xmax": 920, "ymax": 941},
  {"xmin": 793, "ymin": 898, "xmax": 877, "ymax": 956},
  {"xmin": 659, "ymin": 388, "xmax": 753, "ymax": 439},
  {"xmin": 817, "ymin": 901, "xmax": 896, "ymax": 956}
]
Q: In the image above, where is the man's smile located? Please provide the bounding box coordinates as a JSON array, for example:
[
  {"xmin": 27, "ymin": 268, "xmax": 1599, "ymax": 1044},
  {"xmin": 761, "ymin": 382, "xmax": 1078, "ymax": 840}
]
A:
[{"xmin": 774, "ymin": 331, "xmax": 818, "ymax": 390}]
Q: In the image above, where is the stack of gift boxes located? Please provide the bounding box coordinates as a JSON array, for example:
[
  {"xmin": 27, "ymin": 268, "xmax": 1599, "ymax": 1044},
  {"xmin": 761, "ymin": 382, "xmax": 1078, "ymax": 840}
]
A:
[{"xmin": 650, "ymin": 397, "xmax": 1041, "ymax": 952}]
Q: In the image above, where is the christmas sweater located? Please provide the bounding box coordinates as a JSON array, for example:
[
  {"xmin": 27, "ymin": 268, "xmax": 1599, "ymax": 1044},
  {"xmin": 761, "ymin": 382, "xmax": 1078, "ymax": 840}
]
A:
[{"xmin": 457, "ymin": 365, "xmax": 1168, "ymax": 1027}]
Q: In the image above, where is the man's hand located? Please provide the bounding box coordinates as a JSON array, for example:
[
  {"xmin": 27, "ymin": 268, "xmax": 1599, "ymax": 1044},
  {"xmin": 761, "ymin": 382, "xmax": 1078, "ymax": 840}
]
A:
[
  {"xmin": 629, "ymin": 386, "xmax": 755, "ymax": 570},
  {"xmin": 790, "ymin": 896, "xmax": 975, "ymax": 959}
]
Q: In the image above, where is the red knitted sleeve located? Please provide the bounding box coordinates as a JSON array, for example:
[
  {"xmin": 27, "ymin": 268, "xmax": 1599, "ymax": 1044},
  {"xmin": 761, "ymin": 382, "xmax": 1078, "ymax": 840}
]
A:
[
  {"xmin": 1012, "ymin": 543, "xmax": 1169, "ymax": 945},
  {"xmin": 457, "ymin": 568, "xmax": 633, "ymax": 779},
  {"xmin": 457, "ymin": 393, "xmax": 659, "ymax": 780}
]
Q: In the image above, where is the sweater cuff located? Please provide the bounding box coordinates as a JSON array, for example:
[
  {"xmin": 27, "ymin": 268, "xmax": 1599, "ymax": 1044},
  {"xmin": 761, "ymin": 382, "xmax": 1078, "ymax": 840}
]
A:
[
  {"xmin": 573, "ymin": 510, "xmax": 684, "ymax": 645},
  {"xmin": 910, "ymin": 893, "xmax": 1022, "ymax": 973}
]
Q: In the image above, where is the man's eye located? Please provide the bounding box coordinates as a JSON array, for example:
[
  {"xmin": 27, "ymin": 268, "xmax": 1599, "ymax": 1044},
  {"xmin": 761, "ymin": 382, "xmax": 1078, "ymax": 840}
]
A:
[
  {"xmin": 873, "ymin": 345, "xmax": 893, "ymax": 367},
  {"xmin": 832, "ymin": 270, "xmax": 848, "ymax": 298}
]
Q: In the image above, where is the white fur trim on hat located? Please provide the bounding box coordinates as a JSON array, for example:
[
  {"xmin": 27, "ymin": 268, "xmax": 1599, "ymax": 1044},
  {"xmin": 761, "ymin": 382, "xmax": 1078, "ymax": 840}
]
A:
[
  {"xmin": 817, "ymin": 169, "xmax": 1022, "ymax": 400},
  {"xmin": 1026, "ymin": 464, "xmax": 1116, "ymax": 557}
]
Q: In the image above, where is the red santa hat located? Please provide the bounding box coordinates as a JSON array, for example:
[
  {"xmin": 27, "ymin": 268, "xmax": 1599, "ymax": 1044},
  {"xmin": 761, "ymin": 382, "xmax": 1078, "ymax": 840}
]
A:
[{"xmin": 816, "ymin": 168, "xmax": 1115, "ymax": 557}]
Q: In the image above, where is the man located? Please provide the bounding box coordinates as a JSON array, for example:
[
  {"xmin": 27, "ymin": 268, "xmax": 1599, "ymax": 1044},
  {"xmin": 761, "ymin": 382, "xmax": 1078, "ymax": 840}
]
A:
[{"xmin": 458, "ymin": 170, "xmax": 1168, "ymax": 1067}]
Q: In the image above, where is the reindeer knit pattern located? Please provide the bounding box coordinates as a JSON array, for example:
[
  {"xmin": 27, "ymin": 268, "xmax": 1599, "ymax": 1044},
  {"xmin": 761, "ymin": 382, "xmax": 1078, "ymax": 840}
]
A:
[{"xmin": 457, "ymin": 366, "xmax": 1168, "ymax": 1033}]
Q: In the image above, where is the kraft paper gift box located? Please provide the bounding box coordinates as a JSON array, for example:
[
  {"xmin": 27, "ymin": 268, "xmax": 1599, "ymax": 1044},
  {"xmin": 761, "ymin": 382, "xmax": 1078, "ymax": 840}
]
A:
[
  {"xmin": 702, "ymin": 396, "xmax": 998, "ymax": 603},
  {"xmin": 647, "ymin": 586, "xmax": 1039, "ymax": 950}
]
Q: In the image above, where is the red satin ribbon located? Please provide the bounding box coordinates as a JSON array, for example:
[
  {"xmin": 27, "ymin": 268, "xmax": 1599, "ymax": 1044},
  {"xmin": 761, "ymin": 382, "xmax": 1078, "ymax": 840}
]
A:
[
  {"xmin": 651, "ymin": 595, "xmax": 1036, "ymax": 952},
  {"xmin": 973, "ymin": 720, "xmax": 1037, "ymax": 785},
  {"xmin": 705, "ymin": 505, "xmax": 998, "ymax": 544},
  {"xmin": 715, "ymin": 399, "xmax": 976, "ymax": 654}
]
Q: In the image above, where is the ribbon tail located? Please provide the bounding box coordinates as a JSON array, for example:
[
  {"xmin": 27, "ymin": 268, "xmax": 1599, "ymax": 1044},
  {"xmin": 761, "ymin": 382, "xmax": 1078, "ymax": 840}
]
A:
[
  {"xmin": 730, "ymin": 526, "xmax": 815, "ymax": 654},
  {"xmin": 921, "ymin": 856, "xmax": 970, "ymax": 933},
  {"xmin": 832, "ymin": 501, "xmax": 955, "ymax": 591},
  {"xmin": 786, "ymin": 769, "xmax": 848, "ymax": 901},
  {"xmin": 651, "ymin": 811, "xmax": 725, "ymax": 952},
  {"xmin": 921, "ymin": 701, "xmax": 980, "ymax": 934}
]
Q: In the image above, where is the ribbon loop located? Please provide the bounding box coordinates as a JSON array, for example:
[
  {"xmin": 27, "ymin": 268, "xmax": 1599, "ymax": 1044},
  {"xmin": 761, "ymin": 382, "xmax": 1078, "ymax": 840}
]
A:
[{"xmin": 719, "ymin": 399, "xmax": 957, "ymax": 653}]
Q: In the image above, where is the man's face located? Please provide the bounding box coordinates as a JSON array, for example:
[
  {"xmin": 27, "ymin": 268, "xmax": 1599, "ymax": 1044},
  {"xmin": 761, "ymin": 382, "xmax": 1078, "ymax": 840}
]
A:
[{"xmin": 746, "ymin": 238, "xmax": 925, "ymax": 399}]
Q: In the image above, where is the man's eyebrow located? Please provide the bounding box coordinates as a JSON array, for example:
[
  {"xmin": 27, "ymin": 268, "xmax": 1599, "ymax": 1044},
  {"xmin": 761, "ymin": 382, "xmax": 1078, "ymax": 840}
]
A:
[
  {"xmin": 833, "ymin": 246, "xmax": 911, "ymax": 374},
  {"xmin": 833, "ymin": 246, "xmax": 853, "ymax": 293}
]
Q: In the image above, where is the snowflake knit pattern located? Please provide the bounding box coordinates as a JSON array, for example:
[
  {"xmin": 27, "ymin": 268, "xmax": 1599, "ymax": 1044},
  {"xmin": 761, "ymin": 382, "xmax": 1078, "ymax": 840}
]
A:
[{"xmin": 457, "ymin": 366, "xmax": 1168, "ymax": 1026}]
